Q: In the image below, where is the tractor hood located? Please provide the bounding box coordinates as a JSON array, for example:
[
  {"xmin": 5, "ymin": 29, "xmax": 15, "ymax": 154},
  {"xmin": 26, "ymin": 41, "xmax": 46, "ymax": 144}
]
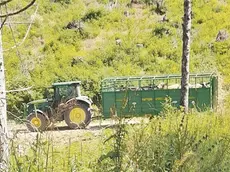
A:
[
  {"xmin": 27, "ymin": 99, "xmax": 48, "ymax": 105},
  {"xmin": 26, "ymin": 99, "xmax": 50, "ymax": 116}
]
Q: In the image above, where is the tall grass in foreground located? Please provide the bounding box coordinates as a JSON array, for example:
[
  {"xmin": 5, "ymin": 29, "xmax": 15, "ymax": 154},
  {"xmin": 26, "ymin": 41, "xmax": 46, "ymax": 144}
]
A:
[{"xmin": 9, "ymin": 108, "xmax": 230, "ymax": 172}]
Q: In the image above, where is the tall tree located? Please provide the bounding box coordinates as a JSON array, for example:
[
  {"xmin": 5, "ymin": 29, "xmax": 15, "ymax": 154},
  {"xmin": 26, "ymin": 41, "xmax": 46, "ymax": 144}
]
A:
[
  {"xmin": 0, "ymin": 0, "xmax": 36, "ymax": 170},
  {"xmin": 180, "ymin": 0, "xmax": 192, "ymax": 113}
]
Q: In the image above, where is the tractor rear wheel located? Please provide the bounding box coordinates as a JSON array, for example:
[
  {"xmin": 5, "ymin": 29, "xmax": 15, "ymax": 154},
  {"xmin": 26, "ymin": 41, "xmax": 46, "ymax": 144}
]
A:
[
  {"xmin": 26, "ymin": 113, "xmax": 49, "ymax": 132},
  {"xmin": 64, "ymin": 103, "xmax": 91, "ymax": 129}
]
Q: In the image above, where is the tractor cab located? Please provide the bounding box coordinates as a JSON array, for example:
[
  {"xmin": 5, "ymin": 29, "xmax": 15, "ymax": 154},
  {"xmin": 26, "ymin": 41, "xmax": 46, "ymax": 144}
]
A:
[{"xmin": 50, "ymin": 81, "xmax": 82, "ymax": 107}]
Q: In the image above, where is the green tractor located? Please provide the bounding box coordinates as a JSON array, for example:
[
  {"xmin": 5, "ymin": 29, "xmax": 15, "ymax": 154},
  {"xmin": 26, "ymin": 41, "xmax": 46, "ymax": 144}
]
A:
[{"xmin": 25, "ymin": 81, "xmax": 93, "ymax": 132}]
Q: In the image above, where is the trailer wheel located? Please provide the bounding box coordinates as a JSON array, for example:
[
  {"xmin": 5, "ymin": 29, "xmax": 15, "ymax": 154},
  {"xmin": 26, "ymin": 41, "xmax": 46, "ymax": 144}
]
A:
[
  {"xmin": 26, "ymin": 112, "xmax": 49, "ymax": 132},
  {"xmin": 64, "ymin": 103, "xmax": 91, "ymax": 129}
]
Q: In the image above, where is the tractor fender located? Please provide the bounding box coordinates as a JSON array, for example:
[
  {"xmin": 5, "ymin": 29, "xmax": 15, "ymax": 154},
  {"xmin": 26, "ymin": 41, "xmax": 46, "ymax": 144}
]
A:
[
  {"xmin": 32, "ymin": 109, "xmax": 49, "ymax": 121},
  {"xmin": 65, "ymin": 97, "xmax": 92, "ymax": 110},
  {"xmin": 76, "ymin": 96, "xmax": 93, "ymax": 106}
]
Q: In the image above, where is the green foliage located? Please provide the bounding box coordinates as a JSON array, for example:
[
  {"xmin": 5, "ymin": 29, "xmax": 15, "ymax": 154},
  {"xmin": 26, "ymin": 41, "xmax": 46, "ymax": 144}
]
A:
[
  {"xmin": 98, "ymin": 110, "xmax": 230, "ymax": 171},
  {"xmin": 7, "ymin": 77, "xmax": 33, "ymax": 120},
  {"xmin": 82, "ymin": 8, "xmax": 107, "ymax": 22},
  {"xmin": 54, "ymin": 0, "xmax": 73, "ymax": 4},
  {"xmin": 9, "ymin": 133, "xmax": 103, "ymax": 171},
  {"xmin": 97, "ymin": 118, "xmax": 127, "ymax": 171},
  {"xmin": 3, "ymin": 0, "xmax": 230, "ymax": 115}
]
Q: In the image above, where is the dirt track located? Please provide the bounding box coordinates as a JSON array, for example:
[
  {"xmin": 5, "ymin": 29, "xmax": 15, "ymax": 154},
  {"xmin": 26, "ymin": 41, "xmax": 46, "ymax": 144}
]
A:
[
  {"xmin": 6, "ymin": 120, "xmax": 111, "ymax": 156},
  {"xmin": 7, "ymin": 118, "xmax": 149, "ymax": 154},
  {"xmin": 7, "ymin": 120, "xmax": 107, "ymax": 146}
]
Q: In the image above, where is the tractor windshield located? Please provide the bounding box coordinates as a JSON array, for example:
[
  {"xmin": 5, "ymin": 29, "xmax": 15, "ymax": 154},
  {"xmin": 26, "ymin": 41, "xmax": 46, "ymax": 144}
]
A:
[{"xmin": 55, "ymin": 85, "xmax": 77, "ymax": 102}]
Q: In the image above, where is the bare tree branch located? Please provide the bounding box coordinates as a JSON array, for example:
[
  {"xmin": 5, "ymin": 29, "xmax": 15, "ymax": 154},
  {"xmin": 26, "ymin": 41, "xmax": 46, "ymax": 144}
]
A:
[
  {"xmin": 0, "ymin": 17, "xmax": 7, "ymax": 30},
  {"xmin": 5, "ymin": 86, "xmax": 32, "ymax": 93},
  {"xmin": 3, "ymin": 2, "xmax": 22, "ymax": 59},
  {"xmin": 0, "ymin": 0, "xmax": 36, "ymax": 18},
  {"xmin": 4, "ymin": 22, "xmax": 34, "ymax": 24},
  {"xmin": 0, "ymin": 0, "xmax": 13, "ymax": 6},
  {"xmin": 3, "ymin": 4, "xmax": 38, "ymax": 52}
]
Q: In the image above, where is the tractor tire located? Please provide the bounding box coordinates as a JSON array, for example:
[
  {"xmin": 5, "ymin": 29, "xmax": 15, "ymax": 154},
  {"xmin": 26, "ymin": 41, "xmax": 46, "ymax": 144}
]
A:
[
  {"xmin": 26, "ymin": 112, "xmax": 49, "ymax": 132},
  {"xmin": 64, "ymin": 103, "xmax": 92, "ymax": 129}
]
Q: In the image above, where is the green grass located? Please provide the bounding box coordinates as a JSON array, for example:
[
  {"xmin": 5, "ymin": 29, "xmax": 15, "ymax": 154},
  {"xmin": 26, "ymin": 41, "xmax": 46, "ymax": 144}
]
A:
[{"xmin": 9, "ymin": 109, "xmax": 230, "ymax": 172}]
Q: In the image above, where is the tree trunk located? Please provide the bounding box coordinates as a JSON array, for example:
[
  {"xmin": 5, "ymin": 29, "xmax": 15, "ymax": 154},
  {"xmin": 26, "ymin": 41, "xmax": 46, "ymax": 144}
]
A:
[
  {"xmin": 0, "ymin": 1, "xmax": 36, "ymax": 170},
  {"xmin": 180, "ymin": 0, "xmax": 192, "ymax": 113},
  {"xmin": 0, "ymin": 29, "xmax": 8, "ymax": 171}
]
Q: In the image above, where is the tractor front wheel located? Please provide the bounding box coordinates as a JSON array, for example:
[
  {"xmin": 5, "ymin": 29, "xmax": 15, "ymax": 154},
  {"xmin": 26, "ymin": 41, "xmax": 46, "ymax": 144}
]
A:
[
  {"xmin": 64, "ymin": 103, "xmax": 91, "ymax": 129},
  {"xmin": 26, "ymin": 113, "xmax": 49, "ymax": 132}
]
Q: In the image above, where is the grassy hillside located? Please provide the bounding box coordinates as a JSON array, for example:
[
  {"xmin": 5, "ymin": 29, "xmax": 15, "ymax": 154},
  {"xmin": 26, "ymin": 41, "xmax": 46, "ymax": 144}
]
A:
[{"xmin": 3, "ymin": 0, "xmax": 230, "ymax": 115}]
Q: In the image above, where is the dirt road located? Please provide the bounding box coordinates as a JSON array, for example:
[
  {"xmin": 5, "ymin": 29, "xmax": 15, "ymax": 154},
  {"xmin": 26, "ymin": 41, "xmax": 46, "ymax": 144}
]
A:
[
  {"xmin": 7, "ymin": 117, "xmax": 149, "ymax": 154},
  {"xmin": 8, "ymin": 120, "xmax": 107, "ymax": 146}
]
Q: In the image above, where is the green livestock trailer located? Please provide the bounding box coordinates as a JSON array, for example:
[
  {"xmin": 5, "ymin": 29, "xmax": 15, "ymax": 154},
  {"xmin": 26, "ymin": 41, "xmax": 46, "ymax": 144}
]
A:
[{"xmin": 101, "ymin": 73, "xmax": 218, "ymax": 118}]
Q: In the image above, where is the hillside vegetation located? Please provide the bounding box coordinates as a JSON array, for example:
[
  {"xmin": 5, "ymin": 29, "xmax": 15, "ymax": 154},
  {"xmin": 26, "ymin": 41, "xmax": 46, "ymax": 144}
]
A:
[
  {"xmin": 4, "ymin": 1, "xmax": 230, "ymax": 171},
  {"xmin": 9, "ymin": 110, "xmax": 230, "ymax": 171},
  {"xmin": 3, "ymin": 0, "xmax": 230, "ymax": 115}
]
